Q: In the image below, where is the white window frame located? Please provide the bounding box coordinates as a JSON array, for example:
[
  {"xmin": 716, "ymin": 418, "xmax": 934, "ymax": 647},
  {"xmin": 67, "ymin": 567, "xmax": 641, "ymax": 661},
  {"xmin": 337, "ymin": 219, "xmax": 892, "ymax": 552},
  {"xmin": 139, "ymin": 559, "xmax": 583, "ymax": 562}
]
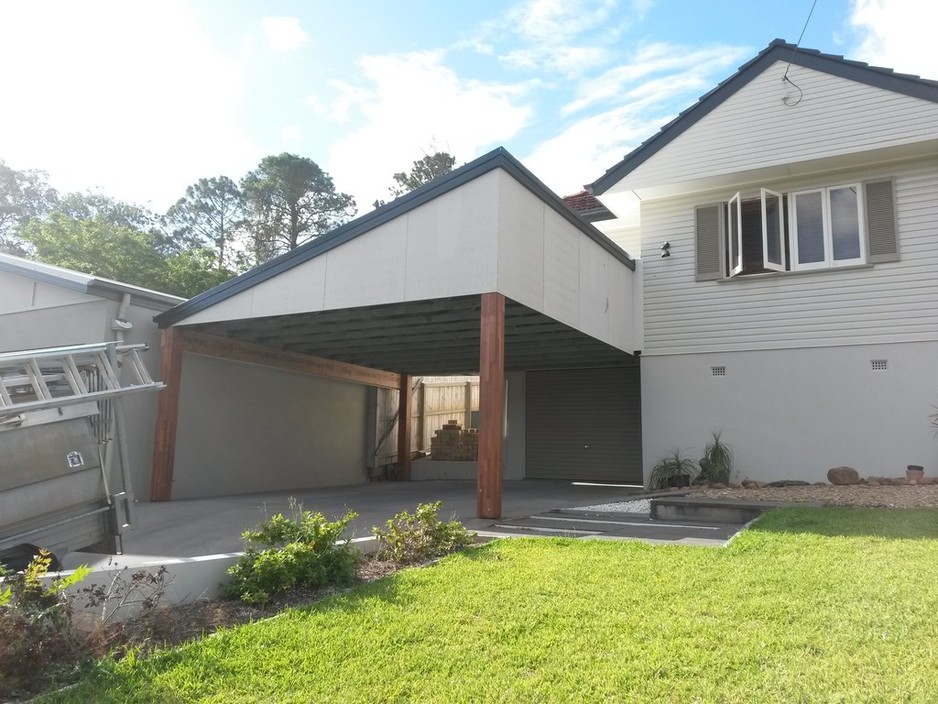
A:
[
  {"xmin": 789, "ymin": 183, "xmax": 865, "ymax": 271},
  {"xmin": 760, "ymin": 187, "xmax": 785, "ymax": 272},
  {"xmin": 727, "ymin": 192, "xmax": 743, "ymax": 277}
]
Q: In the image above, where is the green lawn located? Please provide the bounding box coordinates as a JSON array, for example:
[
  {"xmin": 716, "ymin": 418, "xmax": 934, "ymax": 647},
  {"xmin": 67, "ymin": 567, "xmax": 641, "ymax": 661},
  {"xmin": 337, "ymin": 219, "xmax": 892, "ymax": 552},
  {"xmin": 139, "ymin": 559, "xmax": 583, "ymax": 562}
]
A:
[{"xmin": 42, "ymin": 508, "xmax": 938, "ymax": 703}]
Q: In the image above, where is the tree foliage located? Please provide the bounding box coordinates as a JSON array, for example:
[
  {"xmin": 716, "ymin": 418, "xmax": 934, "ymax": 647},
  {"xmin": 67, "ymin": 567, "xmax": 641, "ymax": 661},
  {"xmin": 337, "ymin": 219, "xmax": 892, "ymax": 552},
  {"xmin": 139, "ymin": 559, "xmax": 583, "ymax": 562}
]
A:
[
  {"xmin": 0, "ymin": 161, "xmax": 58, "ymax": 254},
  {"xmin": 389, "ymin": 151, "xmax": 456, "ymax": 198},
  {"xmin": 18, "ymin": 193, "xmax": 237, "ymax": 298},
  {"xmin": 164, "ymin": 176, "xmax": 246, "ymax": 270},
  {"xmin": 241, "ymin": 153, "xmax": 356, "ymax": 261}
]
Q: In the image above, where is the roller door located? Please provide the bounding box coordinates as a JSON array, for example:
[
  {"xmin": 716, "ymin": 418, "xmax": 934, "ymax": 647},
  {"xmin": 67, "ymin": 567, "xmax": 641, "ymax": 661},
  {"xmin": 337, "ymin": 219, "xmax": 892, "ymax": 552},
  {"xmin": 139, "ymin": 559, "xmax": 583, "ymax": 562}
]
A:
[{"xmin": 525, "ymin": 366, "xmax": 642, "ymax": 483}]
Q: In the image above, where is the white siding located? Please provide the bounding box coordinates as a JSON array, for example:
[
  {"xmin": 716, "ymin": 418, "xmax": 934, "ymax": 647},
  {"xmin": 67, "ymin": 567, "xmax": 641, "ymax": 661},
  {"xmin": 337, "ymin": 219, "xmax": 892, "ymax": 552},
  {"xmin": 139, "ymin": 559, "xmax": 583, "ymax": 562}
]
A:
[
  {"xmin": 641, "ymin": 159, "xmax": 938, "ymax": 354},
  {"xmin": 615, "ymin": 61, "xmax": 938, "ymax": 193}
]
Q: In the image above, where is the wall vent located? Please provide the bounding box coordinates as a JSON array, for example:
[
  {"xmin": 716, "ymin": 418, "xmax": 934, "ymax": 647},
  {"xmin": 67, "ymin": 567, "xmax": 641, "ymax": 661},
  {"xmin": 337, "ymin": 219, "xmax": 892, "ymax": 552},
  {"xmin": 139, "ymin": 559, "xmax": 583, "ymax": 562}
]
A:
[
  {"xmin": 871, "ymin": 359, "xmax": 888, "ymax": 371},
  {"xmin": 711, "ymin": 366, "xmax": 726, "ymax": 377}
]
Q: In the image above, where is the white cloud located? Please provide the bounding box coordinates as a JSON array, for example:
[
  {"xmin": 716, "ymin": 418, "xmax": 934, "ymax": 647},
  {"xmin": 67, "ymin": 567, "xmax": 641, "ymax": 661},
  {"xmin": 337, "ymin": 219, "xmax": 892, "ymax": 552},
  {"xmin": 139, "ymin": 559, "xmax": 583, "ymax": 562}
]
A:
[
  {"xmin": 524, "ymin": 105, "xmax": 671, "ymax": 198},
  {"xmin": 319, "ymin": 51, "xmax": 533, "ymax": 208},
  {"xmin": 563, "ymin": 42, "xmax": 749, "ymax": 115},
  {"xmin": 280, "ymin": 125, "xmax": 303, "ymax": 144},
  {"xmin": 470, "ymin": 0, "xmax": 632, "ymax": 77},
  {"xmin": 0, "ymin": 0, "xmax": 257, "ymax": 211},
  {"xmin": 261, "ymin": 16, "xmax": 310, "ymax": 54},
  {"xmin": 849, "ymin": 0, "xmax": 938, "ymax": 79},
  {"xmin": 526, "ymin": 41, "xmax": 749, "ymax": 197}
]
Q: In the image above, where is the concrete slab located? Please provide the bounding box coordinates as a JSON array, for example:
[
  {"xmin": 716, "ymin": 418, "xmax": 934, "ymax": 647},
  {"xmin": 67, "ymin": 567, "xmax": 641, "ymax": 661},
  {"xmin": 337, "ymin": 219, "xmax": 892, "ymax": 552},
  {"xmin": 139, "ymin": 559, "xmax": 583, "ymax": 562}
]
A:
[{"xmin": 79, "ymin": 480, "xmax": 644, "ymax": 561}]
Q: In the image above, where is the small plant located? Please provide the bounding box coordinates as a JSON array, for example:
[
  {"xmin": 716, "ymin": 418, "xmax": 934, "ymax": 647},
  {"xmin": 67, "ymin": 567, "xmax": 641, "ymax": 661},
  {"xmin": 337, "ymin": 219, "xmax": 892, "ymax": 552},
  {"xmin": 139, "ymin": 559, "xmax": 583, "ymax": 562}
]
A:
[
  {"xmin": 0, "ymin": 550, "xmax": 89, "ymax": 699},
  {"xmin": 372, "ymin": 501, "xmax": 476, "ymax": 565},
  {"xmin": 699, "ymin": 431, "xmax": 735, "ymax": 484},
  {"xmin": 80, "ymin": 563, "xmax": 171, "ymax": 625},
  {"xmin": 649, "ymin": 450, "xmax": 699, "ymax": 490},
  {"xmin": 224, "ymin": 498, "xmax": 359, "ymax": 604}
]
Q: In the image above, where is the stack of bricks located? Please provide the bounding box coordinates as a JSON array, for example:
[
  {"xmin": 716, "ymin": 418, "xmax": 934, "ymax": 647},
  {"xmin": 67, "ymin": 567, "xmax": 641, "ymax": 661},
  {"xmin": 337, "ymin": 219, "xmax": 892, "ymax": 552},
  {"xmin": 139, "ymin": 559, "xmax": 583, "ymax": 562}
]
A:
[{"xmin": 430, "ymin": 420, "xmax": 479, "ymax": 461}]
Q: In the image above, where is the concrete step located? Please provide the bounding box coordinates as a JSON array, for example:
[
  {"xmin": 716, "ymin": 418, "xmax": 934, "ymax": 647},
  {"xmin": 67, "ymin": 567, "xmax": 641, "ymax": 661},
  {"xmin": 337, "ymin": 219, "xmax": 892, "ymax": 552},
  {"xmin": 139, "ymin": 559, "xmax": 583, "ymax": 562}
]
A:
[{"xmin": 650, "ymin": 497, "xmax": 823, "ymax": 524}]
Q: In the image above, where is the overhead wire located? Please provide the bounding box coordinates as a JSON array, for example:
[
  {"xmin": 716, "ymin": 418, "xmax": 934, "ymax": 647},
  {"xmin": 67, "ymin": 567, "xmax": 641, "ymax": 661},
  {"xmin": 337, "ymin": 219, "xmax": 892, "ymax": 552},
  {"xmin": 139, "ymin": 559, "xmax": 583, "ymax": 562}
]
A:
[{"xmin": 781, "ymin": 0, "xmax": 819, "ymax": 107}]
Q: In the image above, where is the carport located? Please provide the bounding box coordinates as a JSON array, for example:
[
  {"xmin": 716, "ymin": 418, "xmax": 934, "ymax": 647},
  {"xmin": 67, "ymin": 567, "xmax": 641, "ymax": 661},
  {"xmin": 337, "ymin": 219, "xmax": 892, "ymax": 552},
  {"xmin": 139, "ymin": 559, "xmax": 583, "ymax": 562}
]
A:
[{"xmin": 151, "ymin": 148, "xmax": 641, "ymax": 518}]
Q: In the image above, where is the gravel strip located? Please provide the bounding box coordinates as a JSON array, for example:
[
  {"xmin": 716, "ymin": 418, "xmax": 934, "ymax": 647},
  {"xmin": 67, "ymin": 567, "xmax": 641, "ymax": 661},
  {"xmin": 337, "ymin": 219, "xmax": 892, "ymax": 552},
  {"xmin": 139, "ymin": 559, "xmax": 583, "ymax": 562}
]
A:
[
  {"xmin": 566, "ymin": 498, "xmax": 652, "ymax": 514},
  {"xmin": 691, "ymin": 484, "xmax": 938, "ymax": 509}
]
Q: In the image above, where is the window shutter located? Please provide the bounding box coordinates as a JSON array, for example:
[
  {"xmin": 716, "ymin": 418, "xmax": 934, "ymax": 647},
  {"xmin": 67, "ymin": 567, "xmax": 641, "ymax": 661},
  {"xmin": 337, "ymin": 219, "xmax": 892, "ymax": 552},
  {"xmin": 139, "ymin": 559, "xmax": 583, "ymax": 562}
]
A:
[
  {"xmin": 695, "ymin": 203, "xmax": 723, "ymax": 281},
  {"xmin": 865, "ymin": 179, "xmax": 898, "ymax": 263}
]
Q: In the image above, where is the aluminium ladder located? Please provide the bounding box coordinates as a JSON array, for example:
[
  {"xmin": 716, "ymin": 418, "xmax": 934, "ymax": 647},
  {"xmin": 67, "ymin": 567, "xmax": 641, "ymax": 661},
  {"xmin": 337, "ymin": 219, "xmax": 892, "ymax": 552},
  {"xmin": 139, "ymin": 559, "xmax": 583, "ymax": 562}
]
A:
[{"xmin": 0, "ymin": 341, "xmax": 163, "ymax": 421}]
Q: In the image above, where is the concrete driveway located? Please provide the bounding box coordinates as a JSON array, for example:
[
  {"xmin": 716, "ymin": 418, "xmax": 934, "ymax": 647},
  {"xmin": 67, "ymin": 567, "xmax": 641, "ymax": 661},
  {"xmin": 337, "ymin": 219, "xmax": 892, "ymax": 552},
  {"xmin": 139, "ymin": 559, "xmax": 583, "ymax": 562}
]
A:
[{"xmin": 111, "ymin": 480, "xmax": 644, "ymax": 559}]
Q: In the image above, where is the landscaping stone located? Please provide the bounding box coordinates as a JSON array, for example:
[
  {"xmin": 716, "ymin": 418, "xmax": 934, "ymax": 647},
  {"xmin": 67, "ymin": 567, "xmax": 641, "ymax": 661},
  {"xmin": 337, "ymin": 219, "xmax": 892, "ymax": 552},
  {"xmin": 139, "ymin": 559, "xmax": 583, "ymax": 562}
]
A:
[
  {"xmin": 741, "ymin": 480, "xmax": 767, "ymax": 489},
  {"xmin": 766, "ymin": 480, "xmax": 811, "ymax": 487},
  {"xmin": 827, "ymin": 466, "xmax": 860, "ymax": 485}
]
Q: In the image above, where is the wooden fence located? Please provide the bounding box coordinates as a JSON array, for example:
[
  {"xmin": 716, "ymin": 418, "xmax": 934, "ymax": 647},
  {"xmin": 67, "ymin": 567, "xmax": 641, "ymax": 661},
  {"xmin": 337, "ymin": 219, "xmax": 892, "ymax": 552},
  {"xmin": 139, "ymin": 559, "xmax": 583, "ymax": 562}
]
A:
[{"xmin": 373, "ymin": 376, "xmax": 479, "ymax": 467}]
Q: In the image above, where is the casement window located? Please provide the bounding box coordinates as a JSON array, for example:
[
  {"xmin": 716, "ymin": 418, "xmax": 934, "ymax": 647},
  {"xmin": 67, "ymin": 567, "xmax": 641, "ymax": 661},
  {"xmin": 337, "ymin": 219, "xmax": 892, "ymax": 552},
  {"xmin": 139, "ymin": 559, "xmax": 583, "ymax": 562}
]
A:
[{"xmin": 695, "ymin": 178, "xmax": 897, "ymax": 281}]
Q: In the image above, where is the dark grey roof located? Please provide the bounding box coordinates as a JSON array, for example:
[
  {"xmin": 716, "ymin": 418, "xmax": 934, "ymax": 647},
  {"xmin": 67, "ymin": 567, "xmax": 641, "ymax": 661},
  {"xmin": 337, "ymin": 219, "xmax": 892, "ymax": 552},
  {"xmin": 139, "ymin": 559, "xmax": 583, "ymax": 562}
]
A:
[
  {"xmin": 156, "ymin": 147, "xmax": 634, "ymax": 328},
  {"xmin": 589, "ymin": 39, "xmax": 938, "ymax": 196}
]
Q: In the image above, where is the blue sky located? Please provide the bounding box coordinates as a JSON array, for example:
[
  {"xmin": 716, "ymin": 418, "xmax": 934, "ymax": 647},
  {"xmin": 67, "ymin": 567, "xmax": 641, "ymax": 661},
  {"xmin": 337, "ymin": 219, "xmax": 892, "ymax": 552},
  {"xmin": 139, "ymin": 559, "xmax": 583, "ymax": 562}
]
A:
[{"xmin": 0, "ymin": 0, "xmax": 933, "ymax": 214}]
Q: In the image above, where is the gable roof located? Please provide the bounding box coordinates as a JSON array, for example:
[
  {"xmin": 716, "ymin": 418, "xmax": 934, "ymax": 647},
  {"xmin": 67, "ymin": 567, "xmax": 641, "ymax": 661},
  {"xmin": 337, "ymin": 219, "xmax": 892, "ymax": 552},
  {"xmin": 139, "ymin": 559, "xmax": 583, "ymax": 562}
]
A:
[
  {"xmin": 0, "ymin": 252, "xmax": 184, "ymax": 308},
  {"xmin": 156, "ymin": 147, "xmax": 634, "ymax": 328},
  {"xmin": 589, "ymin": 38, "xmax": 938, "ymax": 196}
]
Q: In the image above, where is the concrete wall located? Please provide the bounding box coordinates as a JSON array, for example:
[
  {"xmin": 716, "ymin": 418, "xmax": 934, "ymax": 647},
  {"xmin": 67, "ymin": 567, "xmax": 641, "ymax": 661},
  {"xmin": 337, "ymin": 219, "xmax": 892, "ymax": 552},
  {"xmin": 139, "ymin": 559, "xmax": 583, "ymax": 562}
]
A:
[
  {"xmin": 641, "ymin": 341, "xmax": 938, "ymax": 484},
  {"xmin": 171, "ymin": 353, "xmax": 370, "ymax": 499}
]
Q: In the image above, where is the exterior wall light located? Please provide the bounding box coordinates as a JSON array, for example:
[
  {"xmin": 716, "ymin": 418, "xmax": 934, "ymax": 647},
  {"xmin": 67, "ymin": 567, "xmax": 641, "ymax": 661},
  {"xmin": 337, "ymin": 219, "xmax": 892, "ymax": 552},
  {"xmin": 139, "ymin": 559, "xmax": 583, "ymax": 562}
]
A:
[{"xmin": 660, "ymin": 241, "xmax": 671, "ymax": 258}]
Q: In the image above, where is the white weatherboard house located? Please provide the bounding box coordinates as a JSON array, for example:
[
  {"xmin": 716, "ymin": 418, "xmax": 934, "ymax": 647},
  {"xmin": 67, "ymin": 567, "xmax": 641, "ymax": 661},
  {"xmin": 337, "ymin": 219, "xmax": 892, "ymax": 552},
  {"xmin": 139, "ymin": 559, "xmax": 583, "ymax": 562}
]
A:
[
  {"xmin": 590, "ymin": 39, "xmax": 938, "ymax": 483},
  {"xmin": 150, "ymin": 41, "xmax": 938, "ymax": 517}
]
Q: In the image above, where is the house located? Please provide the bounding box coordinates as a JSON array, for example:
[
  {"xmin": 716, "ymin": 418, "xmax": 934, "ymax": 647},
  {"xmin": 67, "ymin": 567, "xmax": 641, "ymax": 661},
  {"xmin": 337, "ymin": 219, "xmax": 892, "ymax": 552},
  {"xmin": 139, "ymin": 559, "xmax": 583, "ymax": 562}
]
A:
[
  {"xmin": 0, "ymin": 253, "xmax": 183, "ymax": 499},
  {"xmin": 149, "ymin": 40, "xmax": 938, "ymax": 517},
  {"xmin": 588, "ymin": 39, "xmax": 938, "ymax": 483}
]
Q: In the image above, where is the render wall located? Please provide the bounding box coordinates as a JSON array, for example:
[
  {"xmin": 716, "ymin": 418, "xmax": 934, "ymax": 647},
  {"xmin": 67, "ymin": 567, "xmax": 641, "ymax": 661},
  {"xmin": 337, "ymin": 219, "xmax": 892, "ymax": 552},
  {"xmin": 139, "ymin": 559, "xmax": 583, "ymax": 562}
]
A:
[
  {"xmin": 171, "ymin": 353, "xmax": 369, "ymax": 499},
  {"xmin": 640, "ymin": 158, "xmax": 938, "ymax": 355},
  {"xmin": 641, "ymin": 341, "xmax": 938, "ymax": 484}
]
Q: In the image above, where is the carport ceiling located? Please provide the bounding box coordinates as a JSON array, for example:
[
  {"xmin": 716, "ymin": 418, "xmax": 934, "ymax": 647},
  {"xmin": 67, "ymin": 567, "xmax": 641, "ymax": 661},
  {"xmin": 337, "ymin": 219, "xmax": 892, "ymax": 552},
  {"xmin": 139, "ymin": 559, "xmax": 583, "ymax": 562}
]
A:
[{"xmin": 187, "ymin": 295, "xmax": 635, "ymax": 376}]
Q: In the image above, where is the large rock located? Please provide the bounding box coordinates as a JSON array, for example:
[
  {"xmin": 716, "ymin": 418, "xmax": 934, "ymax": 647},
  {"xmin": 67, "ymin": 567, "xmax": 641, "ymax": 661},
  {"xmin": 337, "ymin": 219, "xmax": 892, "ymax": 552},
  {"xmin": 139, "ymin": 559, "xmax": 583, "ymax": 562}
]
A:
[
  {"xmin": 827, "ymin": 466, "xmax": 860, "ymax": 485},
  {"xmin": 765, "ymin": 480, "xmax": 811, "ymax": 488}
]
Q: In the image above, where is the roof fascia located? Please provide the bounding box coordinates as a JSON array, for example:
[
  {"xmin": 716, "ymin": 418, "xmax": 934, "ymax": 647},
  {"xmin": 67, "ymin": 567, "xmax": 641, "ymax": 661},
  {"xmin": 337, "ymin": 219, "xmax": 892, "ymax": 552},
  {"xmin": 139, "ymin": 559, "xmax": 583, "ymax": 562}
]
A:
[
  {"xmin": 589, "ymin": 40, "xmax": 938, "ymax": 196},
  {"xmin": 156, "ymin": 147, "xmax": 633, "ymax": 328}
]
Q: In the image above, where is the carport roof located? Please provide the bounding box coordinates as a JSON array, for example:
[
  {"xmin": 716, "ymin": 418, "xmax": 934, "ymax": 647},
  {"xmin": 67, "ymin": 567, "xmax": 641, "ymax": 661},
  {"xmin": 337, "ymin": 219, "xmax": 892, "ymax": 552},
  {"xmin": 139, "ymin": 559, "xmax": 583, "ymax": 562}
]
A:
[
  {"xmin": 154, "ymin": 147, "xmax": 639, "ymax": 376},
  {"xmin": 156, "ymin": 148, "xmax": 633, "ymax": 329}
]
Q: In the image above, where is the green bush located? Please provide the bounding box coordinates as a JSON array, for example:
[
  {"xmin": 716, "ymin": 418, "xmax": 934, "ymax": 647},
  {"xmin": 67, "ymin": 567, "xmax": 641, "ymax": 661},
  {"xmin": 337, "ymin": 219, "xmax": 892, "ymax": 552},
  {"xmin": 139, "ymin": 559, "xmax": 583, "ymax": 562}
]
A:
[
  {"xmin": 0, "ymin": 550, "xmax": 89, "ymax": 699},
  {"xmin": 224, "ymin": 499, "xmax": 360, "ymax": 604},
  {"xmin": 649, "ymin": 450, "xmax": 699, "ymax": 490},
  {"xmin": 699, "ymin": 431, "xmax": 735, "ymax": 484},
  {"xmin": 372, "ymin": 501, "xmax": 476, "ymax": 565}
]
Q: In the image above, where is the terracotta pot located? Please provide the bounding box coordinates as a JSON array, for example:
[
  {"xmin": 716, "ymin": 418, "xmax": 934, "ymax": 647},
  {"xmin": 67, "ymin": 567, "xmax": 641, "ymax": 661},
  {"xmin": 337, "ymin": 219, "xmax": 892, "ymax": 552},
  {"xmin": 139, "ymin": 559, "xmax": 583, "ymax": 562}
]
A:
[{"xmin": 907, "ymin": 465, "xmax": 924, "ymax": 481}]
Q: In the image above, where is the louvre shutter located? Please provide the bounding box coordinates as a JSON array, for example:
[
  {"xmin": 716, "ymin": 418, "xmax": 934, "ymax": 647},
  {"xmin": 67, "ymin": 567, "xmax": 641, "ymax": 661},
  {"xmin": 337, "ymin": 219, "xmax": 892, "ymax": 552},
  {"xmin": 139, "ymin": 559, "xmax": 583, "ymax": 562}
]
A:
[
  {"xmin": 695, "ymin": 203, "xmax": 724, "ymax": 281},
  {"xmin": 865, "ymin": 179, "xmax": 898, "ymax": 263}
]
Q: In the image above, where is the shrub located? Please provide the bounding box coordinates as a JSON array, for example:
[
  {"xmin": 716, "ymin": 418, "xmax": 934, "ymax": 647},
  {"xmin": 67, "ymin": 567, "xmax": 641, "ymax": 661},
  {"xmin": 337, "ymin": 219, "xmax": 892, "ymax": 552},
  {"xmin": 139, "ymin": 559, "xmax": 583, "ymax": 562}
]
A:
[
  {"xmin": 372, "ymin": 501, "xmax": 476, "ymax": 565},
  {"xmin": 0, "ymin": 550, "xmax": 89, "ymax": 699},
  {"xmin": 699, "ymin": 431, "xmax": 735, "ymax": 484},
  {"xmin": 224, "ymin": 499, "xmax": 359, "ymax": 604},
  {"xmin": 649, "ymin": 450, "xmax": 699, "ymax": 490}
]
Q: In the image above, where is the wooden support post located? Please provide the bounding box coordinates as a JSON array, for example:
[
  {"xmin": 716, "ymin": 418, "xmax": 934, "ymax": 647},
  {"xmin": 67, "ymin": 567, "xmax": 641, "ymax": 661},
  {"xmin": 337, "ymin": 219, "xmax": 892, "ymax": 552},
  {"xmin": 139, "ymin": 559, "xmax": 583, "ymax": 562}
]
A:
[
  {"xmin": 150, "ymin": 327, "xmax": 183, "ymax": 502},
  {"xmin": 477, "ymin": 292, "xmax": 505, "ymax": 519},
  {"xmin": 397, "ymin": 374, "xmax": 412, "ymax": 480},
  {"xmin": 416, "ymin": 381, "xmax": 426, "ymax": 453},
  {"xmin": 464, "ymin": 380, "xmax": 473, "ymax": 429}
]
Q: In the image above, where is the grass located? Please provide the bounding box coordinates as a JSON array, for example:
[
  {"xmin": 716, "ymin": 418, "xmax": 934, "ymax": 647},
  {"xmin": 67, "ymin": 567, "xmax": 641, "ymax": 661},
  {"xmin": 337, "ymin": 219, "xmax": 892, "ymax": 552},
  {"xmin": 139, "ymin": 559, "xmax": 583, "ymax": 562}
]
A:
[{"xmin": 40, "ymin": 508, "xmax": 938, "ymax": 703}]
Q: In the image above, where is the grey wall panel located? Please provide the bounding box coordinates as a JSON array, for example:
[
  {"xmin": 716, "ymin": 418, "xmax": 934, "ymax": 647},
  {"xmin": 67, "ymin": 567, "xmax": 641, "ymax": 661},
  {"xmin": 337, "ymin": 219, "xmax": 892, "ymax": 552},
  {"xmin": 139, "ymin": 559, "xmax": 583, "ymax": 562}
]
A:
[
  {"xmin": 172, "ymin": 353, "xmax": 369, "ymax": 499},
  {"xmin": 525, "ymin": 366, "xmax": 642, "ymax": 482}
]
